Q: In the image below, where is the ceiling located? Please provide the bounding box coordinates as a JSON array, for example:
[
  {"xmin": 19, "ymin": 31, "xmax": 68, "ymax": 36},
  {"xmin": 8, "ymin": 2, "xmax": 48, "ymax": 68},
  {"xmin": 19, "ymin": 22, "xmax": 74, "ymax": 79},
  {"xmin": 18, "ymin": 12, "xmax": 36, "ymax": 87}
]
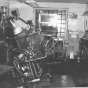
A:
[{"xmin": 30, "ymin": 0, "xmax": 88, "ymax": 4}]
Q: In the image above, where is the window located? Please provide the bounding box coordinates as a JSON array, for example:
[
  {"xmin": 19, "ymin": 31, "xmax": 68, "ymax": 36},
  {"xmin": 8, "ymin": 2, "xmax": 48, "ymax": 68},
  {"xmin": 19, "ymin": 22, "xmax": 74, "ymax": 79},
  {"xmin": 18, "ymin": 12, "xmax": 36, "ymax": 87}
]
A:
[{"xmin": 35, "ymin": 9, "xmax": 67, "ymax": 37}]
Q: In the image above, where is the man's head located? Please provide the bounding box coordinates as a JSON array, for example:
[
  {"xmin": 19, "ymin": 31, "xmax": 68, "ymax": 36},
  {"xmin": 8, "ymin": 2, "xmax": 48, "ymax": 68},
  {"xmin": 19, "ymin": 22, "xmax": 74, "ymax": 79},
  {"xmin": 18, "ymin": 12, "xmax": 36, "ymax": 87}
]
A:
[{"xmin": 11, "ymin": 9, "xmax": 20, "ymax": 17}]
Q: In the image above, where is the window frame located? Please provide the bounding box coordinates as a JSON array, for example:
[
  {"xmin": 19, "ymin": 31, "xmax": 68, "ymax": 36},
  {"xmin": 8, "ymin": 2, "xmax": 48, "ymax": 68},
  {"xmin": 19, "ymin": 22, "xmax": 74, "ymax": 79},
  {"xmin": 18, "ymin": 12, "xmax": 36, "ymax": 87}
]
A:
[{"xmin": 34, "ymin": 7, "xmax": 68, "ymax": 37}]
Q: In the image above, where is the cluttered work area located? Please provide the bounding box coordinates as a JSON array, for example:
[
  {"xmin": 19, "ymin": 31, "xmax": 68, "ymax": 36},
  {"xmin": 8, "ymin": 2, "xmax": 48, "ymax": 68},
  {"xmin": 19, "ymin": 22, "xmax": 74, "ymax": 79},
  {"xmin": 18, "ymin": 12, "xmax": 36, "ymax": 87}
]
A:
[{"xmin": 0, "ymin": 0, "xmax": 88, "ymax": 88}]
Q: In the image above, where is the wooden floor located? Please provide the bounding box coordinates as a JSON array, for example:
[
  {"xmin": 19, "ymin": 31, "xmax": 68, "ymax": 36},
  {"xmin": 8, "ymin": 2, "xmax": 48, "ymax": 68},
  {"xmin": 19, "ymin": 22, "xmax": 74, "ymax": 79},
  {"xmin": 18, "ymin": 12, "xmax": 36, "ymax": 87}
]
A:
[{"xmin": 0, "ymin": 59, "xmax": 88, "ymax": 88}]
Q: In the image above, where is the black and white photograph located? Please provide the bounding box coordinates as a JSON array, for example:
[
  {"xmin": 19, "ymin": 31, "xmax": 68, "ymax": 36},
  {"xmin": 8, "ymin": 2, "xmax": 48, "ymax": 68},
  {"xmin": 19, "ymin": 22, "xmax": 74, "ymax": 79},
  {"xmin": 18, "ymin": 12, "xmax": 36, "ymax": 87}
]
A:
[{"xmin": 0, "ymin": 0, "xmax": 88, "ymax": 88}]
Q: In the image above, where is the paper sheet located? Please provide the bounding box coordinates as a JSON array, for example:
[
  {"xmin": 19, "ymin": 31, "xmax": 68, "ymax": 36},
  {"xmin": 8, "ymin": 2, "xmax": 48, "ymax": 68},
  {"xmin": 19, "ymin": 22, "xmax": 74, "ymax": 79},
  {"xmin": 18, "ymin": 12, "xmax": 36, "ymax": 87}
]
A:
[
  {"xmin": 70, "ymin": 52, "xmax": 74, "ymax": 59},
  {"xmin": 71, "ymin": 34, "xmax": 77, "ymax": 38}
]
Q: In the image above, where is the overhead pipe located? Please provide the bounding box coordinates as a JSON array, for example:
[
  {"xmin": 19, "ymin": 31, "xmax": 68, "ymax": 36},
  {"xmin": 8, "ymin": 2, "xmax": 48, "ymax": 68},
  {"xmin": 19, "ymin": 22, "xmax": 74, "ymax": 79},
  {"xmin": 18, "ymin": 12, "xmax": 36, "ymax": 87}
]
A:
[{"xmin": 17, "ymin": 0, "xmax": 39, "ymax": 7}]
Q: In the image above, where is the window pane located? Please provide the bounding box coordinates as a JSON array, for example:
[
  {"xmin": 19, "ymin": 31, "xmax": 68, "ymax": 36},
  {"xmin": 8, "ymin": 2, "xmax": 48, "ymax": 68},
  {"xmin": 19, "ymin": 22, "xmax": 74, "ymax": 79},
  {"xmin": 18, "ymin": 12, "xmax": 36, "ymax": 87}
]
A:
[
  {"xmin": 62, "ymin": 15, "xmax": 66, "ymax": 19},
  {"xmin": 57, "ymin": 24, "xmax": 61, "ymax": 28},
  {"xmin": 62, "ymin": 10, "xmax": 66, "ymax": 14},
  {"xmin": 57, "ymin": 15, "xmax": 61, "ymax": 19},
  {"xmin": 61, "ymin": 24, "xmax": 66, "ymax": 28},
  {"xmin": 62, "ymin": 20, "xmax": 66, "ymax": 23},
  {"xmin": 41, "ymin": 15, "xmax": 51, "ymax": 22},
  {"xmin": 58, "ymin": 11, "xmax": 61, "ymax": 14},
  {"xmin": 61, "ymin": 33, "xmax": 65, "ymax": 36},
  {"xmin": 61, "ymin": 28, "xmax": 65, "ymax": 32},
  {"xmin": 57, "ymin": 20, "xmax": 61, "ymax": 23}
]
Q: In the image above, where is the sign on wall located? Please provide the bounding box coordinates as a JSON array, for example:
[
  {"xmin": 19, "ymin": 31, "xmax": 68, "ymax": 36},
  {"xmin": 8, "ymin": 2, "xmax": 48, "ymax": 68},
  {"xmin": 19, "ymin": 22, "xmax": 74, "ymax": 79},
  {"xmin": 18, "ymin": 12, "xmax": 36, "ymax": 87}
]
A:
[
  {"xmin": 68, "ymin": 12, "xmax": 77, "ymax": 26},
  {"xmin": 68, "ymin": 12, "xmax": 78, "ymax": 38}
]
